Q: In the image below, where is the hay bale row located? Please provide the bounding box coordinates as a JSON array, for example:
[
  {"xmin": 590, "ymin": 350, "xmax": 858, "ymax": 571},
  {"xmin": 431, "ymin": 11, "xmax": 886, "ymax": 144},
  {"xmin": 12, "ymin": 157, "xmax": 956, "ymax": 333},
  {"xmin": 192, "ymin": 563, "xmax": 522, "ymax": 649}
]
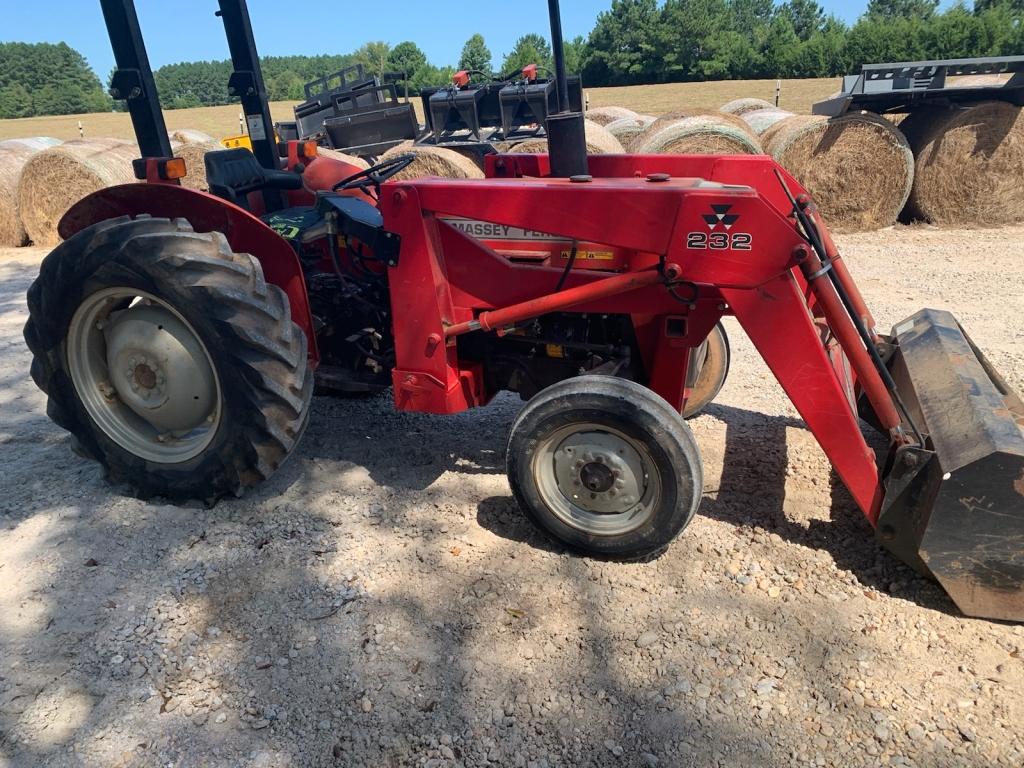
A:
[
  {"xmin": 0, "ymin": 137, "xmax": 62, "ymax": 152},
  {"xmin": 512, "ymin": 120, "xmax": 625, "ymax": 155},
  {"xmin": 645, "ymin": 109, "xmax": 759, "ymax": 141},
  {"xmin": 316, "ymin": 147, "xmax": 371, "ymax": 171},
  {"xmin": 17, "ymin": 139, "xmax": 139, "ymax": 247},
  {"xmin": 720, "ymin": 97, "xmax": 776, "ymax": 116},
  {"xmin": 379, "ymin": 143, "xmax": 485, "ymax": 181},
  {"xmin": 170, "ymin": 129, "xmax": 217, "ymax": 145},
  {"xmin": 585, "ymin": 106, "xmax": 639, "ymax": 126},
  {"xmin": 604, "ymin": 115, "xmax": 656, "ymax": 150},
  {"xmin": 741, "ymin": 107, "xmax": 795, "ymax": 136},
  {"xmin": 634, "ymin": 113, "xmax": 763, "ymax": 156},
  {"xmin": 762, "ymin": 113, "xmax": 914, "ymax": 233},
  {"xmin": 171, "ymin": 140, "xmax": 221, "ymax": 192},
  {"xmin": 0, "ymin": 138, "xmax": 64, "ymax": 247},
  {"xmin": 899, "ymin": 101, "xmax": 1024, "ymax": 227}
]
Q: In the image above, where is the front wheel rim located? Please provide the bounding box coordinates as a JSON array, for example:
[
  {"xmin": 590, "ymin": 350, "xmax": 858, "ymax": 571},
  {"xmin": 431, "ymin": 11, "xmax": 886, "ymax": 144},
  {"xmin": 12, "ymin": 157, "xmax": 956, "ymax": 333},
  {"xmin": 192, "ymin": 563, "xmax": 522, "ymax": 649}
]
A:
[
  {"xmin": 531, "ymin": 422, "xmax": 662, "ymax": 537},
  {"xmin": 66, "ymin": 287, "xmax": 223, "ymax": 464}
]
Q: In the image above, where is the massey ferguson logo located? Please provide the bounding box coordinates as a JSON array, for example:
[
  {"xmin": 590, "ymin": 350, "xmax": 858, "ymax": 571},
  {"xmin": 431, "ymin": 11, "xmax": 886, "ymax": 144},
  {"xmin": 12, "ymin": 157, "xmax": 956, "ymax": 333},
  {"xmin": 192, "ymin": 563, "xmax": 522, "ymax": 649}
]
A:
[
  {"xmin": 703, "ymin": 204, "xmax": 740, "ymax": 231},
  {"xmin": 687, "ymin": 204, "xmax": 752, "ymax": 251}
]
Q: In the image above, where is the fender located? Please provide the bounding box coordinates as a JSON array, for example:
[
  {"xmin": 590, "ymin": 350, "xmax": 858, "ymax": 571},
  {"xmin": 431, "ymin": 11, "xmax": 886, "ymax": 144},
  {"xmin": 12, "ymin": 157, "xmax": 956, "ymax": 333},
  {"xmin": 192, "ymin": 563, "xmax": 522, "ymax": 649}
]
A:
[{"xmin": 59, "ymin": 183, "xmax": 318, "ymax": 365}]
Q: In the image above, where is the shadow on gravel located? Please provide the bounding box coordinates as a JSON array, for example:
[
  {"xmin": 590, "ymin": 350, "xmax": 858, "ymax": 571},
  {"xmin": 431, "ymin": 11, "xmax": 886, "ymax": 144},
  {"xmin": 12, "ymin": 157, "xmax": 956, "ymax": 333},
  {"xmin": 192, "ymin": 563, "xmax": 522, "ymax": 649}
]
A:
[
  {"xmin": 291, "ymin": 391, "xmax": 519, "ymax": 492},
  {"xmin": 699, "ymin": 403, "xmax": 956, "ymax": 616},
  {"xmin": 477, "ymin": 400, "xmax": 958, "ymax": 618}
]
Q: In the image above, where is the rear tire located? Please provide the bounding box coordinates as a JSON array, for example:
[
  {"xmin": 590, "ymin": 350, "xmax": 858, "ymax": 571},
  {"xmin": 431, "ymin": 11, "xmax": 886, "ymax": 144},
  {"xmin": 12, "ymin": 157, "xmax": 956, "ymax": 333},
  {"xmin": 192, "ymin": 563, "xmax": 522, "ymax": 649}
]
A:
[
  {"xmin": 682, "ymin": 321, "xmax": 731, "ymax": 418},
  {"xmin": 24, "ymin": 215, "xmax": 313, "ymax": 502},
  {"xmin": 507, "ymin": 376, "xmax": 703, "ymax": 559}
]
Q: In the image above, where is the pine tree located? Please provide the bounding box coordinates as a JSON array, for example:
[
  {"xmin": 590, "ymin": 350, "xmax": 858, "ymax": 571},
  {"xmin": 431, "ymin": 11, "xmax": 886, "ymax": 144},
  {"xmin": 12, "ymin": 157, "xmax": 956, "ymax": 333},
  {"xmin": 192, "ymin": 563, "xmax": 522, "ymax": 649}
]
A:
[
  {"xmin": 458, "ymin": 34, "xmax": 493, "ymax": 75},
  {"xmin": 501, "ymin": 34, "xmax": 553, "ymax": 76}
]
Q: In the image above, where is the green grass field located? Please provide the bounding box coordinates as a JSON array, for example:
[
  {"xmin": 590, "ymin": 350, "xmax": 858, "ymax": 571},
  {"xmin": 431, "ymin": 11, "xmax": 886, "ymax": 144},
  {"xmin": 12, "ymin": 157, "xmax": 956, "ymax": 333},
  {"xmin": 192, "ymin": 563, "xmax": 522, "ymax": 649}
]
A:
[{"xmin": 0, "ymin": 78, "xmax": 839, "ymax": 144}]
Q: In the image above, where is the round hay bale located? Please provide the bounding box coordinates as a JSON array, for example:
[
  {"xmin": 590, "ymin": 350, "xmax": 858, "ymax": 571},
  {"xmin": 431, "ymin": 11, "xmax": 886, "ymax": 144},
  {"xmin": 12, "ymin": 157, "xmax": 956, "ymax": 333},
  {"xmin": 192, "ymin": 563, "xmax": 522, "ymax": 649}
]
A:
[
  {"xmin": 171, "ymin": 141, "xmax": 221, "ymax": 192},
  {"xmin": 512, "ymin": 120, "xmax": 624, "ymax": 155},
  {"xmin": 0, "ymin": 137, "xmax": 62, "ymax": 152},
  {"xmin": 763, "ymin": 113, "xmax": 914, "ymax": 233},
  {"xmin": 604, "ymin": 115, "xmax": 656, "ymax": 151},
  {"xmin": 170, "ymin": 129, "xmax": 216, "ymax": 145},
  {"xmin": 899, "ymin": 101, "xmax": 1024, "ymax": 227},
  {"xmin": 17, "ymin": 139, "xmax": 139, "ymax": 247},
  {"xmin": 585, "ymin": 106, "xmax": 639, "ymax": 127},
  {"xmin": 316, "ymin": 147, "xmax": 370, "ymax": 171},
  {"xmin": 634, "ymin": 116, "xmax": 763, "ymax": 156},
  {"xmin": 741, "ymin": 107, "xmax": 795, "ymax": 136},
  {"xmin": 635, "ymin": 110, "xmax": 759, "ymax": 151},
  {"xmin": 0, "ymin": 145, "xmax": 39, "ymax": 247},
  {"xmin": 720, "ymin": 98, "xmax": 776, "ymax": 116},
  {"xmin": 378, "ymin": 144, "xmax": 484, "ymax": 181}
]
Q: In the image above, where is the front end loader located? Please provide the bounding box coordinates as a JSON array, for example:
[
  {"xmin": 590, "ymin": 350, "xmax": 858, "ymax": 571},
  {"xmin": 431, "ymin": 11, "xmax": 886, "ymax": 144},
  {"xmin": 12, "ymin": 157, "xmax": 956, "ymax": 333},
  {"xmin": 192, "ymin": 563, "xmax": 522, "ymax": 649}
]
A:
[{"xmin": 22, "ymin": 0, "xmax": 1024, "ymax": 622}]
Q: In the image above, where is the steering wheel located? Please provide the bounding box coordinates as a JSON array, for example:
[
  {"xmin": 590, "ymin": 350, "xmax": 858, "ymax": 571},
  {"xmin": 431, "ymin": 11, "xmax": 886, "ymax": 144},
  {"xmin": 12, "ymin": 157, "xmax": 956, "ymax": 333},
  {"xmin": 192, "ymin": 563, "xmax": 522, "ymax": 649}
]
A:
[{"xmin": 332, "ymin": 154, "xmax": 417, "ymax": 198}]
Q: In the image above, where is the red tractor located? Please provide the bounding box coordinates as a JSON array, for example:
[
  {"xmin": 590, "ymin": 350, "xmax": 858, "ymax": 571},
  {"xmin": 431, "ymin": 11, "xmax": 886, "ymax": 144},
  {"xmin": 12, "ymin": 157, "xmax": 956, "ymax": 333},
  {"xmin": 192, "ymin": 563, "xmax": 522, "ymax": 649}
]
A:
[{"xmin": 24, "ymin": 0, "xmax": 1024, "ymax": 621}]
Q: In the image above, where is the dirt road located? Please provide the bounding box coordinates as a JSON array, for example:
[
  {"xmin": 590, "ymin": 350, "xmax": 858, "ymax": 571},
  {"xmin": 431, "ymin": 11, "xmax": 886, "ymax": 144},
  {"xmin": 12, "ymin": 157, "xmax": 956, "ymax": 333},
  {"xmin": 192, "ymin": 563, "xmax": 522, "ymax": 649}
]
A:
[{"xmin": 1, "ymin": 225, "xmax": 1022, "ymax": 767}]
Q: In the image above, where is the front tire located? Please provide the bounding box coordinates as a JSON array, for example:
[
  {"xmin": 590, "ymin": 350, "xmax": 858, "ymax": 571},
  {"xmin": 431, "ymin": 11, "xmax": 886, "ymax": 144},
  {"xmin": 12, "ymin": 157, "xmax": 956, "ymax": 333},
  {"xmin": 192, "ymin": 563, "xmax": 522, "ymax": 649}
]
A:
[
  {"xmin": 24, "ymin": 215, "xmax": 313, "ymax": 501},
  {"xmin": 507, "ymin": 376, "xmax": 704, "ymax": 559}
]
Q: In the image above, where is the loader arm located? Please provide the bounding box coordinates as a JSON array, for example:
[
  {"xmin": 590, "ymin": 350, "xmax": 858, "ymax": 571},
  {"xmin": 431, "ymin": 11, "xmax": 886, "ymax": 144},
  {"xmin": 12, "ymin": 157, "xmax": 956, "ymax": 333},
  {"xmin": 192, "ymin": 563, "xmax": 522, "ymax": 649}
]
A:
[{"xmin": 380, "ymin": 172, "xmax": 888, "ymax": 520}]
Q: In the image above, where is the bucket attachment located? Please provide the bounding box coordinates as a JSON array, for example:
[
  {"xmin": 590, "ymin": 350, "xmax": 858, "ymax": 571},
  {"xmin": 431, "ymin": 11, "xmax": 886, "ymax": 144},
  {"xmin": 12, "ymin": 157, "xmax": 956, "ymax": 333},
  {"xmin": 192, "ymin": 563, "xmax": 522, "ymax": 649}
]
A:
[{"xmin": 876, "ymin": 309, "xmax": 1024, "ymax": 621}]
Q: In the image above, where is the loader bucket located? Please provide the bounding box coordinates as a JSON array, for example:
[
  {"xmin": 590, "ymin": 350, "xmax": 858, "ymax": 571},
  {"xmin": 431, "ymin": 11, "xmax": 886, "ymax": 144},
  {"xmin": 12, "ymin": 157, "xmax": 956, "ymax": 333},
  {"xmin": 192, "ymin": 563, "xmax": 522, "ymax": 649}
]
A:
[{"xmin": 876, "ymin": 308, "xmax": 1024, "ymax": 621}]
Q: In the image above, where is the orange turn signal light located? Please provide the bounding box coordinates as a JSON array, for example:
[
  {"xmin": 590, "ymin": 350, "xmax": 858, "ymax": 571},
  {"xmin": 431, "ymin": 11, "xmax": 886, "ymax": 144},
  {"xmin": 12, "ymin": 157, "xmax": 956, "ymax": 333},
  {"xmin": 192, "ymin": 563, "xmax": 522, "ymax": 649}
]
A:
[
  {"xmin": 302, "ymin": 140, "xmax": 318, "ymax": 159},
  {"xmin": 162, "ymin": 157, "xmax": 187, "ymax": 180},
  {"xmin": 452, "ymin": 70, "xmax": 471, "ymax": 88}
]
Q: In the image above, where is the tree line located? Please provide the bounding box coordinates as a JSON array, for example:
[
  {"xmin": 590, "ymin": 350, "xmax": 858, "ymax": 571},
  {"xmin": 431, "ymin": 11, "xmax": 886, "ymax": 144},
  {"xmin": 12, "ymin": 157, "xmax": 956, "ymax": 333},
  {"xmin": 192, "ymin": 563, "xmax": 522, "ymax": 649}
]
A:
[
  {"xmin": 0, "ymin": 42, "xmax": 110, "ymax": 118},
  {"xmin": 583, "ymin": 0, "xmax": 1024, "ymax": 85},
  {"xmin": 1, "ymin": 1, "xmax": 1022, "ymax": 118}
]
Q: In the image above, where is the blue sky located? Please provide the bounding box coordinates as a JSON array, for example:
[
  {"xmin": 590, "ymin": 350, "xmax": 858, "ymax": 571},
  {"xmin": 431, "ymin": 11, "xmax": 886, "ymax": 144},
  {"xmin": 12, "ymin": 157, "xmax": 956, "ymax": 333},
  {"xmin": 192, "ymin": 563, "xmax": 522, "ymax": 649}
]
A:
[{"xmin": 7, "ymin": 1, "xmax": 891, "ymax": 80}]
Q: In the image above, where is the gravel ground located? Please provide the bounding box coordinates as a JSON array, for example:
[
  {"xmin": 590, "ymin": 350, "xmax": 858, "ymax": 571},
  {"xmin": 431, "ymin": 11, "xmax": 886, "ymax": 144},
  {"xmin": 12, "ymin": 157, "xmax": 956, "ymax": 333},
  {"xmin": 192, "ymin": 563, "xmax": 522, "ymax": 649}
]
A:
[{"xmin": 1, "ymin": 225, "xmax": 1023, "ymax": 768}]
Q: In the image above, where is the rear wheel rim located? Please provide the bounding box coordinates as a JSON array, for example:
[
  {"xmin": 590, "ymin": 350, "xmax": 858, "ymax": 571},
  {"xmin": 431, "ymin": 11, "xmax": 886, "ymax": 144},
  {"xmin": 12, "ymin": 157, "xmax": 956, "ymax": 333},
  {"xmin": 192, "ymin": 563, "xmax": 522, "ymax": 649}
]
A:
[
  {"xmin": 683, "ymin": 322, "xmax": 729, "ymax": 418},
  {"xmin": 66, "ymin": 287, "xmax": 222, "ymax": 464},
  {"xmin": 532, "ymin": 422, "xmax": 662, "ymax": 536}
]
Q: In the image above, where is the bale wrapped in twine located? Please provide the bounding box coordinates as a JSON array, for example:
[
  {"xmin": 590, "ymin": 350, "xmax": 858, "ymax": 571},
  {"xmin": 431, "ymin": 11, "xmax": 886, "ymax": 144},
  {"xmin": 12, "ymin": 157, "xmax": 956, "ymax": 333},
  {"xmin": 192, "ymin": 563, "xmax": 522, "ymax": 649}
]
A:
[
  {"xmin": 763, "ymin": 113, "xmax": 914, "ymax": 233},
  {"xmin": 17, "ymin": 139, "xmax": 139, "ymax": 247},
  {"xmin": 171, "ymin": 141, "xmax": 221, "ymax": 192},
  {"xmin": 511, "ymin": 120, "xmax": 625, "ymax": 155},
  {"xmin": 585, "ymin": 106, "xmax": 639, "ymax": 127},
  {"xmin": 0, "ymin": 137, "xmax": 62, "ymax": 152},
  {"xmin": 170, "ymin": 129, "xmax": 216, "ymax": 145},
  {"xmin": 720, "ymin": 98, "xmax": 776, "ymax": 116},
  {"xmin": 899, "ymin": 101, "xmax": 1024, "ymax": 226},
  {"xmin": 316, "ymin": 147, "xmax": 371, "ymax": 171},
  {"xmin": 604, "ymin": 115, "xmax": 656, "ymax": 151},
  {"xmin": 741, "ymin": 107, "xmax": 795, "ymax": 136},
  {"xmin": 378, "ymin": 144, "xmax": 484, "ymax": 180},
  {"xmin": 634, "ymin": 115, "xmax": 764, "ymax": 156}
]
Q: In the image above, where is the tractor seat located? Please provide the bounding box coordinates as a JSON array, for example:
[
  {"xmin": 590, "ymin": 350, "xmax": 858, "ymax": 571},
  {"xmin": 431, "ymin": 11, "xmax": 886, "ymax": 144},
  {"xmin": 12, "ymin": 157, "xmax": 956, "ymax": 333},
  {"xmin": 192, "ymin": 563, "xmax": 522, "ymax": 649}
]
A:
[{"xmin": 204, "ymin": 148, "xmax": 303, "ymax": 210}]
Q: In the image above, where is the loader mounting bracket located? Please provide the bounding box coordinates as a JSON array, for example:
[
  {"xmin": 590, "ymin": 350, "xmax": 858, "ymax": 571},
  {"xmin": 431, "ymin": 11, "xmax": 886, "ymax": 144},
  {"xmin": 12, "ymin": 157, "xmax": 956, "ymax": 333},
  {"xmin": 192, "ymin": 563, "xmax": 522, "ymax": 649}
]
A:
[{"xmin": 876, "ymin": 445, "xmax": 939, "ymax": 577}]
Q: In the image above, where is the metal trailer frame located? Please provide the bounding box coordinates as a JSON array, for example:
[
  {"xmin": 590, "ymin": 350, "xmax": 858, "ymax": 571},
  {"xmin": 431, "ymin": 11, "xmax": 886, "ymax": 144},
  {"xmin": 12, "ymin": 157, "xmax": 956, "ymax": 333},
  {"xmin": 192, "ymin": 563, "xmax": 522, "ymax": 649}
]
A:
[{"xmin": 813, "ymin": 55, "xmax": 1024, "ymax": 117}]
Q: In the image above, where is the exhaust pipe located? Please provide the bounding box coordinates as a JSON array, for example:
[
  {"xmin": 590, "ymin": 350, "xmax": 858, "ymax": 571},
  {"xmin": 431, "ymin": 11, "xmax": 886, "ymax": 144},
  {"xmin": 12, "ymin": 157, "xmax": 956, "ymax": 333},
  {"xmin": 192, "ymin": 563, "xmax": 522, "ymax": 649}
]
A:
[
  {"xmin": 545, "ymin": 0, "xmax": 588, "ymax": 179},
  {"xmin": 876, "ymin": 308, "xmax": 1024, "ymax": 621}
]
